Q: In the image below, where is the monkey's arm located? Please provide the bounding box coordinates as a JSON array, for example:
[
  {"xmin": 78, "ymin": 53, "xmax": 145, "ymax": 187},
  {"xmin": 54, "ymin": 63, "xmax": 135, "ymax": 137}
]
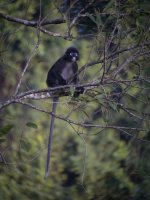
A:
[
  {"xmin": 46, "ymin": 70, "xmax": 67, "ymax": 87},
  {"xmin": 46, "ymin": 59, "xmax": 67, "ymax": 87}
]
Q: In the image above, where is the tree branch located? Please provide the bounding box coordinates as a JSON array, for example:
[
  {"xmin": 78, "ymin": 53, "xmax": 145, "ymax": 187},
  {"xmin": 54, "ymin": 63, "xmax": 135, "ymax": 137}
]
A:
[
  {"xmin": 0, "ymin": 11, "xmax": 65, "ymax": 26},
  {"xmin": 0, "ymin": 77, "xmax": 148, "ymax": 110},
  {"xmin": 15, "ymin": 100, "xmax": 147, "ymax": 133},
  {"xmin": 0, "ymin": 11, "xmax": 69, "ymax": 39},
  {"xmin": 78, "ymin": 42, "xmax": 150, "ymax": 74}
]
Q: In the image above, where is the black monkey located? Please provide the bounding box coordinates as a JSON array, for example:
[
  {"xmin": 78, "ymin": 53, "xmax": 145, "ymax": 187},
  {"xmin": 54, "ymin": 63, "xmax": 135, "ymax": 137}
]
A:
[
  {"xmin": 46, "ymin": 47, "xmax": 79, "ymax": 87},
  {"xmin": 45, "ymin": 47, "xmax": 81, "ymax": 178}
]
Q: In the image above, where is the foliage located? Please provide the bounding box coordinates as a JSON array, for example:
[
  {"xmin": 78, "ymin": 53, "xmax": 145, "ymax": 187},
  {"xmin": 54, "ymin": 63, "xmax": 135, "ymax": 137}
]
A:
[{"xmin": 0, "ymin": 0, "xmax": 150, "ymax": 200}]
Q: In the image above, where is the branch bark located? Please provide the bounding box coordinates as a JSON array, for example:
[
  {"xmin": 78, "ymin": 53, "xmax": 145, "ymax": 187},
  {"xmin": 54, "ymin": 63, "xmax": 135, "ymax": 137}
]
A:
[{"xmin": 0, "ymin": 11, "xmax": 65, "ymax": 26}]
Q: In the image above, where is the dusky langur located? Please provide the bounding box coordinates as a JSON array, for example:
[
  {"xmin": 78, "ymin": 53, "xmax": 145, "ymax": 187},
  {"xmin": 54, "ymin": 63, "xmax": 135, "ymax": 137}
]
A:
[{"xmin": 45, "ymin": 47, "xmax": 82, "ymax": 178}]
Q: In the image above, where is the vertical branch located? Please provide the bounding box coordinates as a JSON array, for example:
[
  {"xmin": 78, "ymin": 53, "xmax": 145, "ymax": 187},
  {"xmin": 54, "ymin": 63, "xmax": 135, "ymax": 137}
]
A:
[
  {"xmin": 14, "ymin": 0, "xmax": 43, "ymax": 96},
  {"xmin": 100, "ymin": 37, "xmax": 107, "ymax": 83}
]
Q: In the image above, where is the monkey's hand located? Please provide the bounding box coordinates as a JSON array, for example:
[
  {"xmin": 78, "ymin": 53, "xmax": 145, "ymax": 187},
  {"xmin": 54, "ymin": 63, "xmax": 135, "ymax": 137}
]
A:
[
  {"xmin": 73, "ymin": 86, "xmax": 84, "ymax": 97},
  {"xmin": 60, "ymin": 78, "xmax": 67, "ymax": 85}
]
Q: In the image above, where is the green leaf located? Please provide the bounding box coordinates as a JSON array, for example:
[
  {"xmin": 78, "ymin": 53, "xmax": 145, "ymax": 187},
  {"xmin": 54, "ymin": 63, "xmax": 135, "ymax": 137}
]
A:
[
  {"xmin": 0, "ymin": 124, "xmax": 14, "ymax": 137},
  {"xmin": 108, "ymin": 101, "xmax": 118, "ymax": 112},
  {"xmin": 81, "ymin": 110, "xmax": 89, "ymax": 118},
  {"xmin": 95, "ymin": 94, "xmax": 105, "ymax": 103},
  {"xmin": 26, "ymin": 122, "xmax": 38, "ymax": 129},
  {"xmin": 104, "ymin": 0, "xmax": 114, "ymax": 11},
  {"xmin": 87, "ymin": 13, "xmax": 97, "ymax": 24},
  {"xmin": 21, "ymin": 139, "xmax": 31, "ymax": 151}
]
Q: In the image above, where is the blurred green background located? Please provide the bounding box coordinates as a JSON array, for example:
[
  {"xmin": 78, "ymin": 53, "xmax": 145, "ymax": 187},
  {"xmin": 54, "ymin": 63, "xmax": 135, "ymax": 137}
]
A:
[{"xmin": 0, "ymin": 0, "xmax": 150, "ymax": 199}]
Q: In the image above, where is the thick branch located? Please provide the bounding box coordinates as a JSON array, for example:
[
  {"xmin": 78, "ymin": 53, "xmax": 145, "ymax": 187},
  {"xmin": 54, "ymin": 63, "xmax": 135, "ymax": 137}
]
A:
[
  {"xmin": 0, "ymin": 78, "xmax": 148, "ymax": 110},
  {"xmin": 0, "ymin": 11, "xmax": 65, "ymax": 26}
]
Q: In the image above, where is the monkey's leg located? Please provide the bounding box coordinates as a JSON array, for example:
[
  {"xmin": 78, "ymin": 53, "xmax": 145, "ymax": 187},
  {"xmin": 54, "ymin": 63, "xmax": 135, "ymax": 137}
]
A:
[{"xmin": 45, "ymin": 97, "xmax": 59, "ymax": 178}]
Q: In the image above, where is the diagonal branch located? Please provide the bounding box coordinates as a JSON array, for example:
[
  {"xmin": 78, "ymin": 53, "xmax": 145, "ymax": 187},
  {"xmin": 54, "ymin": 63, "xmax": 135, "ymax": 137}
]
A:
[
  {"xmin": 14, "ymin": 44, "xmax": 39, "ymax": 95},
  {"xmin": 79, "ymin": 42, "xmax": 150, "ymax": 74},
  {"xmin": 0, "ymin": 11, "xmax": 69, "ymax": 39},
  {"xmin": 69, "ymin": 0, "xmax": 95, "ymax": 30},
  {"xmin": 111, "ymin": 50, "xmax": 150, "ymax": 77}
]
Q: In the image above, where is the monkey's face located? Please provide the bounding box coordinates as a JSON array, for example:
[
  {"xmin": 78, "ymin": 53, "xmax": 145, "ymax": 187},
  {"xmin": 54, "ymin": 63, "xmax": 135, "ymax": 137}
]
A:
[{"xmin": 64, "ymin": 47, "xmax": 79, "ymax": 62}]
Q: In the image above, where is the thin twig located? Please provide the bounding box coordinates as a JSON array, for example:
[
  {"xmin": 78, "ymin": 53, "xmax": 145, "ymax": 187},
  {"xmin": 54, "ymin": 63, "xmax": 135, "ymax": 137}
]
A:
[{"xmin": 14, "ymin": 44, "xmax": 39, "ymax": 95}]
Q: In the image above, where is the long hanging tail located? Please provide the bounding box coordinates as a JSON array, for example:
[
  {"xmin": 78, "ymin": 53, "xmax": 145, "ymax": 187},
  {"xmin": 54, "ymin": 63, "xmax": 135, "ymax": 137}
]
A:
[{"xmin": 45, "ymin": 97, "xmax": 59, "ymax": 178}]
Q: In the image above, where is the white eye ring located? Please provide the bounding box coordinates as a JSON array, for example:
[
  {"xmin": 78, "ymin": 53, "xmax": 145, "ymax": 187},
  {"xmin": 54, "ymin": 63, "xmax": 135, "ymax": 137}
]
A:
[{"xmin": 70, "ymin": 52, "xmax": 73, "ymax": 56}]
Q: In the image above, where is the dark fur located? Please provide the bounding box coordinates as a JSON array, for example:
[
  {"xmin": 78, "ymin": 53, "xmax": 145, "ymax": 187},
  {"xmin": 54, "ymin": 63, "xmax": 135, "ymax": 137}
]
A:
[
  {"xmin": 45, "ymin": 47, "xmax": 82, "ymax": 178},
  {"xmin": 46, "ymin": 47, "xmax": 79, "ymax": 87}
]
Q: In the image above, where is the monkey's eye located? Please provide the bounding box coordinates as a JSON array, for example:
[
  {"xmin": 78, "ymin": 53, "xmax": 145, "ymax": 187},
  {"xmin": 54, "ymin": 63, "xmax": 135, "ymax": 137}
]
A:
[{"xmin": 70, "ymin": 52, "xmax": 78, "ymax": 57}]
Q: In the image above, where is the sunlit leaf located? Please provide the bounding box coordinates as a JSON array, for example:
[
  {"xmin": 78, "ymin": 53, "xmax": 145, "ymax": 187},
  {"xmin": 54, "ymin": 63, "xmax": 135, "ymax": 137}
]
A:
[{"xmin": 69, "ymin": 86, "xmax": 76, "ymax": 97}]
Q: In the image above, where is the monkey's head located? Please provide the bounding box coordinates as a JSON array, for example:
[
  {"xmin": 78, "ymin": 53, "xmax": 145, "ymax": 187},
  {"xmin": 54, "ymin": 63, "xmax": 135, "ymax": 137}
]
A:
[{"xmin": 64, "ymin": 47, "xmax": 79, "ymax": 62}]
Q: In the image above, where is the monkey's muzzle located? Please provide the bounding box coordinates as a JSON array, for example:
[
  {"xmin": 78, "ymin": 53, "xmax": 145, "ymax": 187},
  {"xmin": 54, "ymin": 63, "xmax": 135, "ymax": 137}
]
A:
[{"xmin": 72, "ymin": 57, "xmax": 77, "ymax": 62}]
